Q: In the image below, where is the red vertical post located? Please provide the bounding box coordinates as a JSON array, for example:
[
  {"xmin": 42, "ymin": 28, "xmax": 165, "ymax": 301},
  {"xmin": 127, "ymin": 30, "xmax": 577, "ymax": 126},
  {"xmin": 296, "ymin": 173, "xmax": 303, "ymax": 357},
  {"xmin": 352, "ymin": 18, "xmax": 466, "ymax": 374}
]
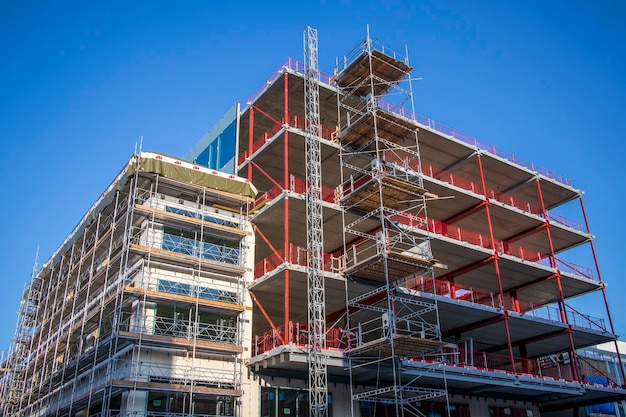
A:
[
  {"xmin": 449, "ymin": 278, "xmax": 456, "ymax": 300},
  {"xmin": 283, "ymin": 72, "xmax": 290, "ymax": 341},
  {"xmin": 579, "ymin": 196, "xmax": 626, "ymax": 384},
  {"xmin": 536, "ymin": 179, "xmax": 581, "ymax": 382},
  {"xmin": 511, "ymin": 290, "xmax": 520, "ymax": 313},
  {"xmin": 477, "ymin": 154, "xmax": 516, "ymax": 371},
  {"xmin": 248, "ymin": 108, "xmax": 254, "ymax": 182}
]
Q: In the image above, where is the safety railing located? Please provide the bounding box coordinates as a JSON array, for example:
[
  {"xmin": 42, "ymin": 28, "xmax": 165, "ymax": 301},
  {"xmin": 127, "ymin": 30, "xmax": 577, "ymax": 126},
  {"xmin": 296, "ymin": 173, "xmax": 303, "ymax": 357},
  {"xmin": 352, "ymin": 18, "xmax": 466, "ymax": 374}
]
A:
[
  {"xmin": 400, "ymin": 273, "xmax": 606, "ymax": 330},
  {"xmin": 237, "ymin": 112, "xmax": 336, "ymax": 166},
  {"xmin": 494, "ymin": 240, "xmax": 546, "ymax": 263},
  {"xmin": 253, "ymin": 243, "xmax": 339, "ymax": 279},
  {"xmin": 375, "ymin": 153, "xmax": 583, "ymax": 230},
  {"xmin": 252, "ymin": 173, "xmax": 339, "ymax": 211},
  {"xmin": 154, "ymin": 278, "xmax": 239, "ymax": 304},
  {"xmin": 578, "ymin": 356, "xmax": 622, "ymax": 388},
  {"xmin": 288, "ymin": 114, "xmax": 336, "ymax": 142},
  {"xmin": 243, "ymin": 57, "xmax": 573, "ymax": 187},
  {"xmin": 253, "ymin": 321, "xmax": 344, "ymax": 356},
  {"xmin": 418, "ymin": 345, "xmax": 616, "ymax": 383},
  {"xmin": 401, "ymin": 274, "xmax": 512, "ymax": 312},
  {"xmin": 391, "ymin": 208, "xmax": 595, "ymax": 278},
  {"xmin": 161, "ymin": 233, "xmax": 240, "ymax": 265},
  {"xmin": 336, "ymin": 37, "xmax": 409, "ymax": 75},
  {"xmin": 252, "ymin": 184, "xmax": 283, "ymax": 209},
  {"xmin": 289, "ymin": 175, "xmax": 336, "ymax": 203},
  {"xmin": 244, "ymin": 58, "xmax": 332, "ymax": 108},
  {"xmin": 524, "ymin": 304, "xmax": 607, "ymax": 332},
  {"xmin": 390, "ymin": 212, "xmax": 548, "ymax": 263},
  {"xmin": 119, "ymin": 313, "xmax": 238, "ymax": 345},
  {"xmin": 377, "ymin": 98, "xmax": 573, "ymax": 187},
  {"xmin": 488, "ymin": 189, "xmax": 543, "ymax": 215},
  {"xmin": 547, "ymin": 212, "xmax": 585, "ymax": 233},
  {"xmin": 237, "ymin": 122, "xmax": 284, "ymax": 166},
  {"xmin": 554, "ymin": 258, "xmax": 594, "ymax": 280}
]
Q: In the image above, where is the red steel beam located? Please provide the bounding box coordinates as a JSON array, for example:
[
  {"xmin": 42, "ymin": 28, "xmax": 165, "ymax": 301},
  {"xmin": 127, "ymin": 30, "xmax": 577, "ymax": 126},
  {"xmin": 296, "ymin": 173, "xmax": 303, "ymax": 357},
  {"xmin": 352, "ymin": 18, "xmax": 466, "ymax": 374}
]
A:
[
  {"xmin": 507, "ymin": 272, "xmax": 558, "ymax": 294},
  {"xmin": 442, "ymin": 201, "xmax": 486, "ymax": 225},
  {"xmin": 250, "ymin": 290, "xmax": 286, "ymax": 345},
  {"xmin": 485, "ymin": 327, "xmax": 570, "ymax": 354},
  {"xmin": 442, "ymin": 314, "xmax": 505, "ymax": 339},
  {"xmin": 536, "ymin": 179, "xmax": 580, "ymax": 381},
  {"xmin": 437, "ymin": 255, "xmax": 494, "ymax": 283},
  {"xmin": 580, "ymin": 196, "xmax": 626, "ymax": 383},
  {"xmin": 283, "ymin": 73, "xmax": 290, "ymax": 341},
  {"xmin": 477, "ymin": 154, "xmax": 516, "ymax": 371},
  {"xmin": 251, "ymin": 161, "xmax": 283, "ymax": 190},
  {"xmin": 251, "ymin": 104, "xmax": 283, "ymax": 127},
  {"xmin": 253, "ymin": 224, "xmax": 282, "ymax": 261},
  {"xmin": 503, "ymin": 222, "xmax": 546, "ymax": 244}
]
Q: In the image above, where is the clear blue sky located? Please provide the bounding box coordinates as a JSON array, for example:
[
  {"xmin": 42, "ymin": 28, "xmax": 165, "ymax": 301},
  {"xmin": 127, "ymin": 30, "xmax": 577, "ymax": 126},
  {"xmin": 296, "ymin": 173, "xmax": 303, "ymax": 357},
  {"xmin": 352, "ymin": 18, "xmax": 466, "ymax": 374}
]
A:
[{"xmin": 1, "ymin": 1, "xmax": 625, "ymax": 354}]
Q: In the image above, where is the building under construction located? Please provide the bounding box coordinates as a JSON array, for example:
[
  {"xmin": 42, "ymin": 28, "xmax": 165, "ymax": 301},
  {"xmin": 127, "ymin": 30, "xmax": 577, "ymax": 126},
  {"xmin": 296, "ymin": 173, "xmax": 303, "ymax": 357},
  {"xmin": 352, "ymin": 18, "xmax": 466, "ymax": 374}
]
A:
[{"xmin": 2, "ymin": 29, "xmax": 626, "ymax": 417}]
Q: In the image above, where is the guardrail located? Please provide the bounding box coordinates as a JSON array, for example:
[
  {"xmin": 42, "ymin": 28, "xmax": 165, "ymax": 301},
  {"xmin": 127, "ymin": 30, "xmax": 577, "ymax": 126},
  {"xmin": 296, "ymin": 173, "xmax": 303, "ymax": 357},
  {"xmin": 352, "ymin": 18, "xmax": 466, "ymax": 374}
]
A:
[
  {"xmin": 238, "ymin": 112, "xmax": 336, "ymax": 166},
  {"xmin": 253, "ymin": 243, "xmax": 338, "ymax": 279},
  {"xmin": 378, "ymin": 98, "xmax": 573, "ymax": 187},
  {"xmin": 254, "ymin": 321, "xmax": 344, "ymax": 356},
  {"xmin": 401, "ymin": 274, "xmax": 605, "ymax": 331},
  {"xmin": 243, "ymin": 57, "xmax": 574, "ymax": 188},
  {"xmin": 382, "ymin": 152, "xmax": 581, "ymax": 230}
]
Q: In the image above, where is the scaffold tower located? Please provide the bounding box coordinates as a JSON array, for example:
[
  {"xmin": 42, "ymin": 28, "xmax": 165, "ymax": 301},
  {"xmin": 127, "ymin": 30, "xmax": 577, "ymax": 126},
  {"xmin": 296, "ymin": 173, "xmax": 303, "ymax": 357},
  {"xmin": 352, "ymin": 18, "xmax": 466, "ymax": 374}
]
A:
[
  {"xmin": 304, "ymin": 25, "xmax": 329, "ymax": 417},
  {"xmin": 1, "ymin": 266, "xmax": 42, "ymax": 416},
  {"xmin": 335, "ymin": 28, "xmax": 449, "ymax": 416}
]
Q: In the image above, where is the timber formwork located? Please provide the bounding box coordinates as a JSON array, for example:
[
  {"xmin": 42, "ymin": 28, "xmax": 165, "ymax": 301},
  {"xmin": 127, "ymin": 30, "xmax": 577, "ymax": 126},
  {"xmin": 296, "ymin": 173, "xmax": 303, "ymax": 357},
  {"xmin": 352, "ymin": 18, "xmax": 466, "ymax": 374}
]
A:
[
  {"xmin": 238, "ymin": 31, "xmax": 625, "ymax": 416},
  {"xmin": 0, "ymin": 152, "xmax": 256, "ymax": 417}
]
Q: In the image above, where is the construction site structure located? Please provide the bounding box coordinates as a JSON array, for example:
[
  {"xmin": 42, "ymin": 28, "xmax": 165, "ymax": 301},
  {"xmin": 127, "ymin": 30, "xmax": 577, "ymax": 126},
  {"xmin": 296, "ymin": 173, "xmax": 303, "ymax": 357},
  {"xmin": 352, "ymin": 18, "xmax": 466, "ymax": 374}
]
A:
[
  {"xmin": 0, "ymin": 152, "xmax": 258, "ymax": 416},
  {"xmin": 232, "ymin": 29, "xmax": 626, "ymax": 417},
  {"xmin": 2, "ymin": 29, "xmax": 626, "ymax": 417},
  {"xmin": 335, "ymin": 29, "xmax": 449, "ymax": 416}
]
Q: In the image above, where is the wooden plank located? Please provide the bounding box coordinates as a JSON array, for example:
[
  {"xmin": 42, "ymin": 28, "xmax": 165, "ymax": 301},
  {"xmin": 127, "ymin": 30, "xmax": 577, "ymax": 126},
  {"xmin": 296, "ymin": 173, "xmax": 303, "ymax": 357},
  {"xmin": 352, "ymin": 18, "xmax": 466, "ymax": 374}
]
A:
[{"xmin": 123, "ymin": 286, "xmax": 246, "ymax": 312}]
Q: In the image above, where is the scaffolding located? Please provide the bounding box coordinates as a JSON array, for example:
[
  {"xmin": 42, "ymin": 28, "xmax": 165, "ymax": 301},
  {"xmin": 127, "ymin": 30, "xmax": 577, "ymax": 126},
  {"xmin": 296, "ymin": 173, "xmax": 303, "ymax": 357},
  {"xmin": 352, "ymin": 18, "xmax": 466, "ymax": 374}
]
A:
[
  {"xmin": 335, "ymin": 29, "xmax": 449, "ymax": 416},
  {"xmin": 2, "ymin": 26, "xmax": 626, "ymax": 417},
  {"xmin": 304, "ymin": 26, "xmax": 329, "ymax": 417},
  {"xmin": 0, "ymin": 152, "xmax": 256, "ymax": 417}
]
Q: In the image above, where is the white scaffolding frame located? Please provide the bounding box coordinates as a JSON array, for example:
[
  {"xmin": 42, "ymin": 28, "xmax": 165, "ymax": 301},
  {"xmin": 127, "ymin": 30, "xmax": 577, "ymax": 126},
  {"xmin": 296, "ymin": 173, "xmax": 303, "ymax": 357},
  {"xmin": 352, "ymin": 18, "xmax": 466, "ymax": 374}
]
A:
[{"xmin": 335, "ymin": 28, "xmax": 449, "ymax": 417}]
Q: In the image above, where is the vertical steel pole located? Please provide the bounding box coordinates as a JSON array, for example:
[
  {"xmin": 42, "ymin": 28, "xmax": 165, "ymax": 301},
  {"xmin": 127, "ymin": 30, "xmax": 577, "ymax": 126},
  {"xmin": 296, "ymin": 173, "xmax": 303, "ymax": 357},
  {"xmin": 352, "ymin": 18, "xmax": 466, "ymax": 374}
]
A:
[{"xmin": 304, "ymin": 26, "xmax": 328, "ymax": 417}]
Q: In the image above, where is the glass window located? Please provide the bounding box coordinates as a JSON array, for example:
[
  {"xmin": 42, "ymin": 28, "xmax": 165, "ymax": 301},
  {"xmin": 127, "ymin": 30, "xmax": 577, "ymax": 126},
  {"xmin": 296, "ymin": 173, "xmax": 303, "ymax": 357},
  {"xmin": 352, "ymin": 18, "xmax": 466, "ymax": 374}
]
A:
[{"xmin": 261, "ymin": 387, "xmax": 332, "ymax": 417}]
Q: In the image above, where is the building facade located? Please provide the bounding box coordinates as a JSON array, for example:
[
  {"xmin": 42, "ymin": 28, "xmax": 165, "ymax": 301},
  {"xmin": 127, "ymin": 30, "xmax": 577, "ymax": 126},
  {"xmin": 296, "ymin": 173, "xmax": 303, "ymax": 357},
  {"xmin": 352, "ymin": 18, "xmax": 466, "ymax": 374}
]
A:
[
  {"xmin": 1, "ymin": 152, "xmax": 258, "ymax": 416},
  {"xmin": 2, "ymin": 30, "xmax": 626, "ymax": 417},
  {"xmin": 578, "ymin": 341, "xmax": 626, "ymax": 417}
]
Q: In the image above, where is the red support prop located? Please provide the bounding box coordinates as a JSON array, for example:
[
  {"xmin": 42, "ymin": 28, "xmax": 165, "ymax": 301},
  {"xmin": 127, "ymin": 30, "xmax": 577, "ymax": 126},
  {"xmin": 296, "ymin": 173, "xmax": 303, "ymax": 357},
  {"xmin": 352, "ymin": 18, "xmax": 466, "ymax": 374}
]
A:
[
  {"xmin": 250, "ymin": 290, "xmax": 286, "ymax": 345},
  {"xmin": 283, "ymin": 72, "xmax": 290, "ymax": 341},
  {"xmin": 536, "ymin": 179, "xmax": 581, "ymax": 382},
  {"xmin": 253, "ymin": 224, "xmax": 282, "ymax": 262},
  {"xmin": 477, "ymin": 154, "xmax": 517, "ymax": 371},
  {"xmin": 251, "ymin": 104, "xmax": 284, "ymax": 127},
  {"xmin": 579, "ymin": 196, "xmax": 626, "ymax": 384},
  {"xmin": 251, "ymin": 161, "xmax": 283, "ymax": 190}
]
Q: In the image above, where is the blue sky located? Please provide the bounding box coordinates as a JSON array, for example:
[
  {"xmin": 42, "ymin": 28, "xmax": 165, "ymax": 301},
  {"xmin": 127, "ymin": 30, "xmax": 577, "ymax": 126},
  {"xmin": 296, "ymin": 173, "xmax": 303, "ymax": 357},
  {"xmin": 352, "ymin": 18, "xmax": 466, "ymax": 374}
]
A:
[{"xmin": 1, "ymin": 1, "xmax": 624, "ymax": 354}]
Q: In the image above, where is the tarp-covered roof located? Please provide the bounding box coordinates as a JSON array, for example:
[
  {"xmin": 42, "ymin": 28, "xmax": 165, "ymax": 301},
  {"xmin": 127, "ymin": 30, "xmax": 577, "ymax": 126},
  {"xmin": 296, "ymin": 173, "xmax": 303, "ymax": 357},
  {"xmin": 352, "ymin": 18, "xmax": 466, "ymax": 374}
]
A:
[{"xmin": 133, "ymin": 152, "xmax": 257, "ymax": 198}]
